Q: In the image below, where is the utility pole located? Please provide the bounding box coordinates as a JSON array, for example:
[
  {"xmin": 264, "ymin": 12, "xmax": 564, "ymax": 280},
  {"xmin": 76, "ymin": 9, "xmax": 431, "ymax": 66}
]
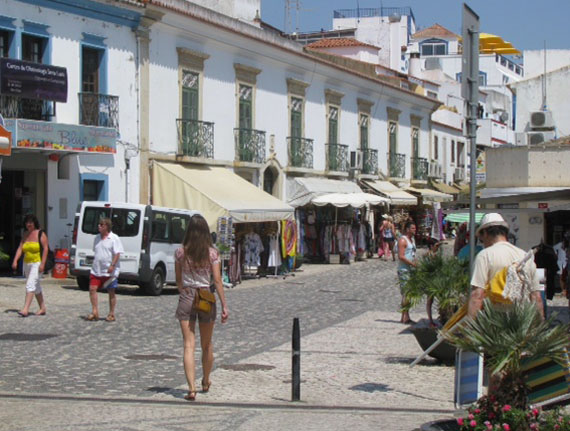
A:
[{"xmin": 285, "ymin": 0, "xmax": 301, "ymax": 35}]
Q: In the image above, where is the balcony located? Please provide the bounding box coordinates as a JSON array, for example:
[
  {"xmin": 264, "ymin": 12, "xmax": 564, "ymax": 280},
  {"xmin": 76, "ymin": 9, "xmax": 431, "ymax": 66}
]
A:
[
  {"xmin": 0, "ymin": 95, "xmax": 55, "ymax": 120},
  {"xmin": 78, "ymin": 93, "xmax": 119, "ymax": 129},
  {"xmin": 176, "ymin": 119, "xmax": 214, "ymax": 159},
  {"xmin": 411, "ymin": 157, "xmax": 429, "ymax": 182},
  {"xmin": 287, "ymin": 137, "xmax": 313, "ymax": 169},
  {"xmin": 234, "ymin": 128, "xmax": 266, "ymax": 163},
  {"xmin": 362, "ymin": 148, "xmax": 378, "ymax": 175},
  {"xmin": 428, "ymin": 161, "xmax": 443, "ymax": 179},
  {"xmin": 388, "ymin": 152, "xmax": 406, "ymax": 179},
  {"xmin": 325, "ymin": 143, "xmax": 349, "ymax": 172}
]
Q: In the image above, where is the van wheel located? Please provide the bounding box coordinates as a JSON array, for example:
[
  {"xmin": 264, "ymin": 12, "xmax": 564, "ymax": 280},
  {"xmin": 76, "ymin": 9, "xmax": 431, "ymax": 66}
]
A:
[
  {"xmin": 77, "ymin": 276, "xmax": 90, "ymax": 291},
  {"xmin": 144, "ymin": 266, "xmax": 164, "ymax": 296}
]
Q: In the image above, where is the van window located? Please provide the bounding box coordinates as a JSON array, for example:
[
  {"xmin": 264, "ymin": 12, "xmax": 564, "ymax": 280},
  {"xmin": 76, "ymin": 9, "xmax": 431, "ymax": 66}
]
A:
[
  {"xmin": 151, "ymin": 212, "xmax": 169, "ymax": 242},
  {"xmin": 170, "ymin": 215, "xmax": 189, "ymax": 244},
  {"xmin": 82, "ymin": 207, "xmax": 141, "ymax": 237}
]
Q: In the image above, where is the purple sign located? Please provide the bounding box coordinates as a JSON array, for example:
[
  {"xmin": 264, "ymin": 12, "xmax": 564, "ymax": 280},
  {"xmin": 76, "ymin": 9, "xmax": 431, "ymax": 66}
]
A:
[{"xmin": 0, "ymin": 58, "xmax": 67, "ymax": 103}]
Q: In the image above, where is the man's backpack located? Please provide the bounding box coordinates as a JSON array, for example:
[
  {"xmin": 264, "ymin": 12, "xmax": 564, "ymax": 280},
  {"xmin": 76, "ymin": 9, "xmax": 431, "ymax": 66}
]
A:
[{"xmin": 39, "ymin": 230, "xmax": 55, "ymax": 274}]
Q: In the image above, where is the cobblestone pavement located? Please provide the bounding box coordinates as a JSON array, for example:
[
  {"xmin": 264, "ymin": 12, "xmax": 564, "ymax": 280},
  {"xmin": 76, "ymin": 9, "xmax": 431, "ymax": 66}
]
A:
[{"xmin": 1, "ymin": 249, "xmax": 569, "ymax": 431}]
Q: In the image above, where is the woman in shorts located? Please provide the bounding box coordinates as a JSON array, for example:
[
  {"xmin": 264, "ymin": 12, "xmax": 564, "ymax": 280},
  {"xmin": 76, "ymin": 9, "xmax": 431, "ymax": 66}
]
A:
[
  {"xmin": 11, "ymin": 214, "xmax": 48, "ymax": 317},
  {"xmin": 175, "ymin": 214, "xmax": 229, "ymax": 401}
]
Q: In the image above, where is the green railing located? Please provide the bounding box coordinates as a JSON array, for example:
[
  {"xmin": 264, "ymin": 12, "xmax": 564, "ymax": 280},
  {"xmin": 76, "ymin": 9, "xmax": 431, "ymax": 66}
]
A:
[
  {"xmin": 325, "ymin": 143, "xmax": 349, "ymax": 172},
  {"xmin": 388, "ymin": 152, "xmax": 406, "ymax": 178},
  {"xmin": 411, "ymin": 157, "xmax": 429, "ymax": 181},
  {"xmin": 234, "ymin": 128, "xmax": 266, "ymax": 163},
  {"xmin": 176, "ymin": 119, "xmax": 214, "ymax": 158},
  {"xmin": 287, "ymin": 136, "xmax": 314, "ymax": 168},
  {"xmin": 362, "ymin": 148, "xmax": 378, "ymax": 175}
]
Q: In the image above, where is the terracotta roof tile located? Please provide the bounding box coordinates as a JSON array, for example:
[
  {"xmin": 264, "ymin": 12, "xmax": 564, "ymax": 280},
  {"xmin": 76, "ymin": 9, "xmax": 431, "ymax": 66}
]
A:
[
  {"xmin": 306, "ymin": 38, "xmax": 380, "ymax": 50},
  {"xmin": 412, "ymin": 24, "xmax": 458, "ymax": 40}
]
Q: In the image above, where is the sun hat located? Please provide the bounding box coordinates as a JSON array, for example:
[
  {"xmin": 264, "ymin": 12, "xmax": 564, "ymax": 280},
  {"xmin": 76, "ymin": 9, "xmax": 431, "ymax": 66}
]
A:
[{"xmin": 476, "ymin": 213, "xmax": 509, "ymax": 236}]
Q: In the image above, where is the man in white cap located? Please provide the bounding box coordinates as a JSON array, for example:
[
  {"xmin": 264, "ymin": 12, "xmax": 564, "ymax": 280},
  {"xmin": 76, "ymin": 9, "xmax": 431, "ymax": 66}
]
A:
[{"xmin": 467, "ymin": 213, "xmax": 543, "ymax": 319}]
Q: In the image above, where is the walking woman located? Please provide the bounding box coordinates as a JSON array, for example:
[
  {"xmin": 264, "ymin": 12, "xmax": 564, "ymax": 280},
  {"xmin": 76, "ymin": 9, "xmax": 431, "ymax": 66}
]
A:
[
  {"xmin": 380, "ymin": 215, "xmax": 396, "ymax": 261},
  {"xmin": 175, "ymin": 214, "xmax": 229, "ymax": 401},
  {"xmin": 11, "ymin": 214, "xmax": 48, "ymax": 317}
]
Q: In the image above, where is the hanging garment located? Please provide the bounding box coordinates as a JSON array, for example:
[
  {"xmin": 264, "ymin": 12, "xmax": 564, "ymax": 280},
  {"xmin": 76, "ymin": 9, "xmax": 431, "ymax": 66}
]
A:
[
  {"xmin": 267, "ymin": 234, "xmax": 282, "ymax": 268},
  {"xmin": 243, "ymin": 232, "xmax": 264, "ymax": 266}
]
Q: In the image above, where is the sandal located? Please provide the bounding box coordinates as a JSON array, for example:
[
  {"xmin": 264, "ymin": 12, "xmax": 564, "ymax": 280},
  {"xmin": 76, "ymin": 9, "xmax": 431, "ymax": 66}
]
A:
[
  {"xmin": 105, "ymin": 315, "xmax": 116, "ymax": 322},
  {"xmin": 201, "ymin": 380, "xmax": 211, "ymax": 393},
  {"xmin": 184, "ymin": 390, "xmax": 197, "ymax": 401},
  {"xmin": 86, "ymin": 313, "xmax": 99, "ymax": 321},
  {"xmin": 17, "ymin": 311, "xmax": 29, "ymax": 318}
]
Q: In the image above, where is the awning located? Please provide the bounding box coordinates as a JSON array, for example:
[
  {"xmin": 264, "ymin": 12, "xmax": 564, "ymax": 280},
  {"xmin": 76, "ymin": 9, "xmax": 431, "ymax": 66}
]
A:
[
  {"xmin": 406, "ymin": 186, "xmax": 454, "ymax": 202},
  {"xmin": 361, "ymin": 180, "xmax": 417, "ymax": 206},
  {"xmin": 478, "ymin": 187, "xmax": 570, "ymax": 204},
  {"xmin": 431, "ymin": 181, "xmax": 459, "ymax": 195},
  {"xmin": 287, "ymin": 177, "xmax": 363, "ymax": 207},
  {"xmin": 153, "ymin": 162, "xmax": 294, "ymax": 229},
  {"xmin": 444, "ymin": 212, "xmax": 485, "ymax": 224},
  {"xmin": 312, "ymin": 192, "xmax": 389, "ymax": 208}
]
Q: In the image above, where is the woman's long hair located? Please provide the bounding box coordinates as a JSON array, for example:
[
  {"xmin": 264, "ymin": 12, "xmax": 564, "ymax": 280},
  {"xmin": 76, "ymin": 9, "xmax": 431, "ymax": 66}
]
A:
[{"xmin": 182, "ymin": 214, "xmax": 212, "ymax": 269}]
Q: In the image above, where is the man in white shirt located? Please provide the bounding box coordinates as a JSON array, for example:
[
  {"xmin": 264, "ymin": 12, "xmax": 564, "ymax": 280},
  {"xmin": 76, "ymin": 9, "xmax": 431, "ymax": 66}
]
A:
[
  {"xmin": 467, "ymin": 213, "xmax": 543, "ymax": 319},
  {"xmin": 87, "ymin": 217, "xmax": 124, "ymax": 322},
  {"xmin": 553, "ymin": 235, "xmax": 568, "ymax": 295}
]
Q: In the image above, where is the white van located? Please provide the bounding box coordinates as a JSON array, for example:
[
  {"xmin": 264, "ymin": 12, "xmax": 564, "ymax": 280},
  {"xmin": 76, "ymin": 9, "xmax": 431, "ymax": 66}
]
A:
[{"xmin": 70, "ymin": 202, "xmax": 199, "ymax": 295}]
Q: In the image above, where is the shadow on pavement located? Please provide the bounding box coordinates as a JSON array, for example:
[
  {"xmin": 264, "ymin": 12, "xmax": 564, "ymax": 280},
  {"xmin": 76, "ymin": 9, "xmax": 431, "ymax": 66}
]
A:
[{"xmin": 349, "ymin": 382, "xmax": 389, "ymax": 393}]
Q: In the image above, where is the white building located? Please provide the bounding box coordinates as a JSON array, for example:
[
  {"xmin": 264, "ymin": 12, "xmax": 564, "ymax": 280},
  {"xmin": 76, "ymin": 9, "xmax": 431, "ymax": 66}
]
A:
[{"xmin": 0, "ymin": 0, "xmax": 142, "ymax": 255}]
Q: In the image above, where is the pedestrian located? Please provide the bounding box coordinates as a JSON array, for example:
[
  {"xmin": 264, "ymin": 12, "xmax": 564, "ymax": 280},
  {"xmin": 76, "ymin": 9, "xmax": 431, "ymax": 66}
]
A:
[
  {"xmin": 11, "ymin": 214, "xmax": 48, "ymax": 317},
  {"xmin": 380, "ymin": 215, "xmax": 396, "ymax": 261},
  {"xmin": 425, "ymin": 237, "xmax": 443, "ymax": 328},
  {"xmin": 467, "ymin": 213, "xmax": 543, "ymax": 320},
  {"xmin": 553, "ymin": 233, "xmax": 568, "ymax": 296},
  {"xmin": 397, "ymin": 220, "xmax": 417, "ymax": 324},
  {"xmin": 175, "ymin": 214, "xmax": 229, "ymax": 401},
  {"xmin": 87, "ymin": 217, "xmax": 124, "ymax": 322},
  {"xmin": 456, "ymin": 231, "xmax": 483, "ymax": 261}
]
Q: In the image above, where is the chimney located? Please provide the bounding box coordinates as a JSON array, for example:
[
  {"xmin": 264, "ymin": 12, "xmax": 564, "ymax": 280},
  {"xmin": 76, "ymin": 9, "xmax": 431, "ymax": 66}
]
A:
[
  {"xmin": 389, "ymin": 14, "xmax": 401, "ymax": 70},
  {"xmin": 409, "ymin": 52, "xmax": 421, "ymax": 77}
]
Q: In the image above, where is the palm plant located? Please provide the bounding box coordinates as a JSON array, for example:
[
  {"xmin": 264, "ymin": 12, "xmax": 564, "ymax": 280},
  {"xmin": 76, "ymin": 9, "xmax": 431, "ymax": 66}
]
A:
[
  {"xmin": 445, "ymin": 298, "xmax": 570, "ymax": 409},
  {"xmin": 402, "ymin": 255, "xmax": 470, "ymax": 324}
]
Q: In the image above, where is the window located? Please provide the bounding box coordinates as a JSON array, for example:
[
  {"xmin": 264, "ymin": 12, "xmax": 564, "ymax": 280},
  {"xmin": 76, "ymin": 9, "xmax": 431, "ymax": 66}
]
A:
[
  {"xmin": 83, "ymin": 180, "xmax": 104, "ymax": 201},
  {"xmin": 427, "ymin": 91, "xmax": 438, "ymax": 99},
  {"xmin": 434, "ymin": 135, "xmax": 439, "ymax": 160},
  {"xmin": 451, "ymin": 140, "xmax": 455, "ymax": 163},
  {"xmin": 290, "ymin": 97, "xmax": 303, "ymax": 138},
  {"xmin": 238, "ymin": 84, "xmax": 253, "ymax": 130},
  {"xmin": 81, "ymin": 208, "xmax": 141, "ymax": 237},
  {"xmin": 22, "ymin": 34, "xmax": 46, "ymax": 63},
  {"xmin": 457, "ymin": 141, "xmax": 464, "ymax": 167},
  {"xmin": 328, "ymin": 106, "xmax": 338, "ymax": 144},
  {"xmin": 151, "ymin": 212, "xmax": 169, "ymax": 242},
  {"xmin": 420, "ymin": 39, "xmax": 447, "ymax": 56},
  {"xmin": 0, "ymin": 30, "xmax": 12, "ymax": 58},
  {"xmin": 170, "ymin": 215, "xmax": 189, "ymax": 244},
  {"xmin": 411, "ymin": 128, "xmax": 419, "ymax": 158},
  {"xmin": 359, "ymin": 114, "xmax": 369, "ymax": 149},
  {"xmin": 181, "ymin": 70, "xmax": 199, "ymax": 121},
  {"xmin": 388, "ymin": 121, "xmax": 397, "ymax": 154},
  {"xmin": 82, "ymin": 46, "xmax": 102, "ymax": 93}
]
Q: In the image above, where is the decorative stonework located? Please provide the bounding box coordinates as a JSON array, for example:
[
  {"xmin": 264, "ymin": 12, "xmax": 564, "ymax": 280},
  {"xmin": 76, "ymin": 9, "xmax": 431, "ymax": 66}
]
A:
[
  {"xmin": 325, "ymin": 89, "xmax": 344, "ymax": 106},
  {"xmin": 234, "ymin": 63, "xmax": 262, "ymax": 85},
  {"xmin": 286, "ymin": 78, "xmax": 310, "ymax": 97},
  {"xmin": 387, "ymin": 107, "xmax": 401, "ymax": 122},
  {"xmin": 410, "ymin": 114, "xmax": 422, "ymax": 128},
  {"xmin": 176, "ymin": 47, "xmax": 209, "ymax": 71},
  {"xmin": 357, "ymin": 98, "xmax": 374, "ymax": 114}
]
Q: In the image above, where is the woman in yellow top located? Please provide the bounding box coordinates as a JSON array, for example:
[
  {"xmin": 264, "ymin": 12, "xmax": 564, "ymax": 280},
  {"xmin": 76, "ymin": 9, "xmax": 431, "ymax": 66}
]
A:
[{"xmin": 11, "ymin": 214, "xmax": 48, "ymax": 317}]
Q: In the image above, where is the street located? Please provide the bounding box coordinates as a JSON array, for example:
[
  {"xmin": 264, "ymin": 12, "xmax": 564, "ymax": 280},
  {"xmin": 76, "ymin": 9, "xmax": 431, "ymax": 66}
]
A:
[{"xmin": 1, "ymin": 257, "xmax": 568, "ymax": 431}]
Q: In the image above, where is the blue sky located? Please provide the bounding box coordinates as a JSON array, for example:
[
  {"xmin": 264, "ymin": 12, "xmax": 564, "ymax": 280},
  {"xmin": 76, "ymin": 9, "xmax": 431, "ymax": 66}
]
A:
[{"xmin": 260, "ymin": 0, "xmax": 570, "ymax": 51}]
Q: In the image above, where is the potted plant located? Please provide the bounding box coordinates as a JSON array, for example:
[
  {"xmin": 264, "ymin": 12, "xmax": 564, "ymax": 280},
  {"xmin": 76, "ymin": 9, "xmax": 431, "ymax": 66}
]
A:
[{"xmin": 401, "ymin": 255, "xmax": 470, "ymax": 362}]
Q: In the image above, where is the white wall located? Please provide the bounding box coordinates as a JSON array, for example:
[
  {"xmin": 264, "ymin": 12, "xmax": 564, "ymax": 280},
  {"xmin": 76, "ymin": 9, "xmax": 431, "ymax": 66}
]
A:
[{"xmin": 524, "ymin": 49, "xmax": 570, "ymax": 79}]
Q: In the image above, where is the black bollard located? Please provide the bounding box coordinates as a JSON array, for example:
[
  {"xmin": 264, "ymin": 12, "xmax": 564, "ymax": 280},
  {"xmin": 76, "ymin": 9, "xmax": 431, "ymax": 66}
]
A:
[{"xmin": 292, "ymin": 317, "xmax": 300, "ymax": 401}]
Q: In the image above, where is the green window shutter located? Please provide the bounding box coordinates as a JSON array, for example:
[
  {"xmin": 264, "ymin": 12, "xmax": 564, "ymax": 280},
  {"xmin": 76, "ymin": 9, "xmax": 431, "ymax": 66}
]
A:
[
  {"xmin": 239, "ymin": 84, "xmax": 253, "ymax": 129},
  {"xmin": 290, "ymin": 97, "xmax": 303, "ymax": 138},
  {"xmin": 389, "ymin": 122, "xmax": 397, "ymax": 154},
  {"xmin": 412, "ymin": 128, "xmax": 419, "ymax": 158},
  {"xmin": 360, "ymin": 114, "xmax": 369, "ymax": 149},
  {"xmin": 181, "ymin": 71, "xmax": 199, "ymax": 120},
  {"xmin": 328, "ymin": 106, "xmax": 338, "ymax": 144}
]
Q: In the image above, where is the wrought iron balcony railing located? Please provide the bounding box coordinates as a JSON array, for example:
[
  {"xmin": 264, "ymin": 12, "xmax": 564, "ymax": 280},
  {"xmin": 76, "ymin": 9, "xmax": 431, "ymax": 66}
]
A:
[
  {"xmin": 0, "ymin": 95, "xmax": 55, "ymax": 120},
  {"xmin": 287, "ymin": 136, "xmax": 313, "ymax": 169},
  {"xmin": 388, "ymin": 152, "xmax": 406, "ymax": 179},
  {"xmin": 325, "ymin": 143, "xmax": 349, "ymax": 172},
  {"xmin": 411, "ymin": 157, "xmax": 429, "ymax": 181},
  {"xmin": 176, "ymin": 119, "xmax": 214, "ymax": 158},
  {"xmin": 234, "ymin": 128, "xmax": 266, "ymax": 163},
  {"xmin": 362, "ymin": 148, "xmax": 378, "ymax": 175},
  {"xmin": 78, "ymin": 93, "xmax": 119, "ymax": 129}
]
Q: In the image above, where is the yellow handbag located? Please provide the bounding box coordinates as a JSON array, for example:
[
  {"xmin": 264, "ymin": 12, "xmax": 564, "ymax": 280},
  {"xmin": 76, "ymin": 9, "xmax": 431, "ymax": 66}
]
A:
[{"xmin": 193, "ymin": 288, "xmax": 216, "ymax": 313}]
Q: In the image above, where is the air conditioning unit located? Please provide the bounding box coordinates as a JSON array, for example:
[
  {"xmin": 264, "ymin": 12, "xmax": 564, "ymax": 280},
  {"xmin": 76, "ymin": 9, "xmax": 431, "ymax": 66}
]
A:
[
  {"xmin": 529, "ymin": 110, "xmax": 554, "ymax": 129},
  {"xmin": 350, "ymin": 150, "xmax": 363, "ymax": 170},
  {"xmin": 527, "ymin": 131, "xmax": 556, "ymax": 146},
  {"xmin": 453, "ymin": 167, "xmax": 466, "ymax": 182},
  {"xmin": 428, "ymin": 162, "xmax": 442, "ymax": 178}
]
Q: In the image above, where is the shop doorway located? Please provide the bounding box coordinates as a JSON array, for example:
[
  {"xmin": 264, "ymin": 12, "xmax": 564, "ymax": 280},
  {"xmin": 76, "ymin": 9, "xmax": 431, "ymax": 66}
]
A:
[
  {"xmin": 545, "ymin": 210, "xmax": 570, "ymax": 245},
  {"xmin": 0, "ymin": 170, "xmax": 45, "ymax": 273}
]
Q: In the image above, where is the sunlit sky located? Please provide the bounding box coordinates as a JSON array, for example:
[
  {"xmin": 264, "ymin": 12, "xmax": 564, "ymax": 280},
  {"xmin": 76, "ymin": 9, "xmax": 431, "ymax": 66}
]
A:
[{"xmin": 260, "ymin": 0, "xmax": 570, "ymax": 51}]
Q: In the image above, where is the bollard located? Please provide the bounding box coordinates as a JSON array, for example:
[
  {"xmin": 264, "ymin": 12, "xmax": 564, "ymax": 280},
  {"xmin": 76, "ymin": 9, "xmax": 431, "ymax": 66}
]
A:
[{"xmin": 292, "ymin": 317, "xmax": 300, "ymax": 401}]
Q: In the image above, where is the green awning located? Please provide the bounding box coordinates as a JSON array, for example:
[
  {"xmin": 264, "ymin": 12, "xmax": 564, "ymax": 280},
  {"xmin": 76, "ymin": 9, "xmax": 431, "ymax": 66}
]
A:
[{"xmin": 444, "ymin": 212, "xmax": 485, "ymax": 223}]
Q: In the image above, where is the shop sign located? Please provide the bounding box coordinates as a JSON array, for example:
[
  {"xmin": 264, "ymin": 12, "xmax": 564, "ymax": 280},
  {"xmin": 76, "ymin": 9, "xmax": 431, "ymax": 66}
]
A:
[
  {"xmin": 4, "ymin": 119, "xmax": 116, "ymax": 154},
  {"xmin": 0, "ymin": 123, "xmax": 11, "ymax": 156},
  {"xmin": 0, "ymin": 58, "xmax": 68, "ymax": 103},
  {"xmin": 538, "ymin": 203, "xmax": 548, "ymax": 209}
]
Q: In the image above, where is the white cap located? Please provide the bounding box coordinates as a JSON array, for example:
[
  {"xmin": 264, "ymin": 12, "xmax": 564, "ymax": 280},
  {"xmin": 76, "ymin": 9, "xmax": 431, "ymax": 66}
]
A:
[{"xmin": 476, "ymin": 213, "xmax": 509, "ymax": 235}]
